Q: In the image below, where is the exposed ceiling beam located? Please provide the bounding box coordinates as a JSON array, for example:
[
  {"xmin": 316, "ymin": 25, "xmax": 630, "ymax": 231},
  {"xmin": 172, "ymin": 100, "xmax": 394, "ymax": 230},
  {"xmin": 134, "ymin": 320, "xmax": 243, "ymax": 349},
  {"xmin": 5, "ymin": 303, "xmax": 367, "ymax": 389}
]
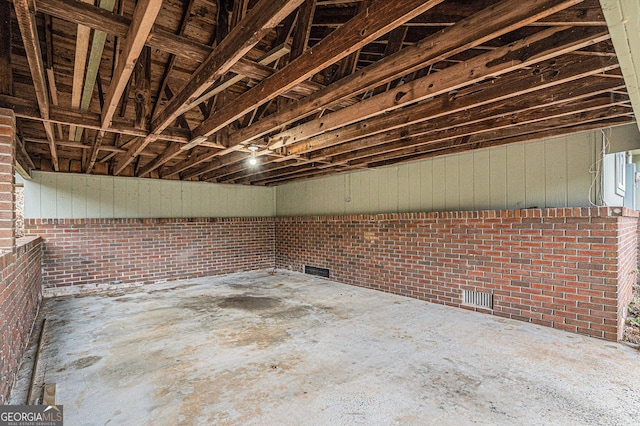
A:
[
  {"xmin": 220, "ymin": 0, "xmax": 585, "ymax": 154},
  {"xmin": 68, "ymin": 0, "xmax": 93, "ymax": 140},
  {"xmin": 14, "ymin": 0, "xmax": 59, "ymax": 170},
  {"xmin": 289, "ymin": 0, "xmax": 316, "ymax": 61},
  {"xmin": 188, "ymin": 0, "xmax": 447, "ymax": 149},
  {"xmin": 111, "ymin": 0, "xmax": 307, "ymax": 176},
  {"xmin": 164, "ymin": 0, "xmax": 582, "ymax": 179},
  {"xmin": 101, "ymin": 0, "xmax": 163, "ymax": 130},
  {"xmin": 36, "ymin": 0, "xmax": 210, "ymax": 62},
  {"xmin": 252, "ymin": 117, "xmax": 633, "ymax": 186},
  {"xmin": 280, "ymin": 26, "xmax": 610, "ymax": 155},
  {"xmin": 186, "ymin": 25, "xmax": 607, "ymax": 181},
  {"xmin": 138, "ymin": 44, "xmax": 292, "ymax": 176},
  {"xmin": 72, "ymin": 0, "xmax": 117, "ymax": 142},
  {"xmin": 151, "ymin": 0, "xmax": 308, "ymax": 134},
  {"xmin": 220, "ymin": 80, "xmax": 624, "ymax": 183},
  {"xmin": 331, "ymin": 99, "xmax": 631, "ymax": 167},
  {"xmin": 358, "ymin": 109, "xmax": 633, "ymax": 167},
  {"xmin": 0, "ymin": 98, "xmax": 226, "ymax": 147},
  {"xmin": 0, "ymin": 0, "xmax": 12, "ymax": 96},
  {"xmin": 311, "ymin": 79, "xmax": 625, "ymax": 161},
  {"xmin": 297, "ymin": 54, "xmax": 619, "ymax": 159},
  {"xmin": 151, "ymin": 0, "xmax": 198, "ymax": 122}
]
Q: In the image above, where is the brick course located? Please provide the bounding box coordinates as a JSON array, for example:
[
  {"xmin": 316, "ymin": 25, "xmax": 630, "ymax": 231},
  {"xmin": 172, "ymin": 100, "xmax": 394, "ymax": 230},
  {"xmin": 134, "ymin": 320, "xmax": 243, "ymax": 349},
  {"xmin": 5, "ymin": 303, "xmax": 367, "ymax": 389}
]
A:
[
  {"xmin": 25, "ymin": 218, "xmax": 275, "ymax": 295},
  {"xmin": 21, "ymin": 208, "xmax": 638, "ymax": 341},
  {"xmin": 276, "ymin": 207, "xmax": 637, "ymax": 341},
  {"xmin": 0, "ymin": 236, "xmax": 42, "ymax": 404}
]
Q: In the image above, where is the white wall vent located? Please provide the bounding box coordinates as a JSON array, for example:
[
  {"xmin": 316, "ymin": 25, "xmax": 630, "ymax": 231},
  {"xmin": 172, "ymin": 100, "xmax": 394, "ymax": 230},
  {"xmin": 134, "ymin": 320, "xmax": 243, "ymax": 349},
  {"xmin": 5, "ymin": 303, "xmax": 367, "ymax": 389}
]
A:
[{"xmin": 463, "ymin": 290, "xmax": 493, "ymax": 309}]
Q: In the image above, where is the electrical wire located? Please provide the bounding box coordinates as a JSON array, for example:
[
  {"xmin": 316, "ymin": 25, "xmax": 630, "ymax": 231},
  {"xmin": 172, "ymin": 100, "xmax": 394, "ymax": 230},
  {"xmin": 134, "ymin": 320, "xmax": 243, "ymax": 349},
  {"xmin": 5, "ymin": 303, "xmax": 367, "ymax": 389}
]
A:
[{"xmin": 588, "ymin": 129, "xmax": 609, "ymax": 206}]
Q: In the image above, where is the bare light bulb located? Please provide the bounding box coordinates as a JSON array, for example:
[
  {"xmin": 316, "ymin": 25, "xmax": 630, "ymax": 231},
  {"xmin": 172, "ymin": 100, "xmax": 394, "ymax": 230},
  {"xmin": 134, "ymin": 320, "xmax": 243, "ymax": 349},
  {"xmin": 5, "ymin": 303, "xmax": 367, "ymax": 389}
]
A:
[{"xmin": 249, "ymin": 157, "xmax": 257, "ymax": 166}]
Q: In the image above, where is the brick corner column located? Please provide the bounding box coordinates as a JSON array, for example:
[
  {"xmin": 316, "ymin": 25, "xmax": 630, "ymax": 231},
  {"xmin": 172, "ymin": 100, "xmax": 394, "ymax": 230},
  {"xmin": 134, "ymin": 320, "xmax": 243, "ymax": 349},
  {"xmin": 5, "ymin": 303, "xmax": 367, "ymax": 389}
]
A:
[{"xmin": 0, "ymin": 107, "xmax": 15, "ymax": 251}]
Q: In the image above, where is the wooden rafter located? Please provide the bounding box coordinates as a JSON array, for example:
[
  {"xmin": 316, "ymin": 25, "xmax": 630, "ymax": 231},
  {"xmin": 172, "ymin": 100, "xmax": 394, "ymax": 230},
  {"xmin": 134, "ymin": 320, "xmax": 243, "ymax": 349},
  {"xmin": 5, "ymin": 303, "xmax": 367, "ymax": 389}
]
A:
[
  {"xmin": 73, "ymin": 0, "xmax": 117, "ymax": 142},
  {"xmin": 111, "ymin": 0, "xmax": 308, "ymax": 176},
  {"xmin": 310, "ymin": 79, "xmax": 625, "ymax": 162},
  {"xmin": 0, "ymin": 0, "xmax": 12, "ymax": 96},
  {"xmin": 139, "ymin": 44, "xmax": 293, "ymax": 176},
  {"xmin": 68, "ymin": 0, "xmax": 92, "ymax": 140},
  {"xmin": 14, "ymin": 0, "xmax": 59, "ymax": 171},
  {"xmin": 218, "ymin": 0, "xmax": 585, "ymax": 157},
  {"xmin": 101, "ymin": 0, "xmax": 163, "ymax": 129},
  {"xmin": 151, "ymin": 0, "xmax": 308, "ymax": 134},
  {"xmin": 151, "ymin": 0, "xmax": 198, "ymax": 121},
  {"xmin": 290, "ymin": 0, "xmax": 316, "ymax": 61},
  {"xmin": 358, "ymin": 107, "xmax": 633, "ymax": 168},
  {"xmin": 188, "ymin": 0, "xmax": 446, "ymax": 148},
  {"xmin": 278, "ymin": 26, "xmax": 610, "ymax": 155},
  {"xmin": 183, "ymin": 23, "xmax": 604, "ymax": 181},
  {"xmin": 330, "ymin": 98, "xmax": 631, "ymax": 167},
  {"xmin": 209, "ymin": 61, "xmax": 621, "ymax": 183},
  {"xmin": 4, "ymin": 0, "xmax": 635, "ymax": 184}
]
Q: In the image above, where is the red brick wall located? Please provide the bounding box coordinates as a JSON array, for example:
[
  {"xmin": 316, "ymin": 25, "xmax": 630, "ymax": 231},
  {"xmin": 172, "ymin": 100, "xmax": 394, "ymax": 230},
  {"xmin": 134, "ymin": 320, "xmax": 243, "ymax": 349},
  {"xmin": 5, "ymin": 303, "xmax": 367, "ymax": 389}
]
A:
[
  {"xmin": 0, "ymin": 236, "xmax": 42, "ymax": 404},
  {"xmin": 276, "ymin": 207, "xmax": 638, "ymax": 341},
  {"xmin": 618, "ymin": 216, "xmax": 637, "ymax": 335},
  {"xmin": 25, "ymin": 218, "xmax": 274, "ymax": 295}
]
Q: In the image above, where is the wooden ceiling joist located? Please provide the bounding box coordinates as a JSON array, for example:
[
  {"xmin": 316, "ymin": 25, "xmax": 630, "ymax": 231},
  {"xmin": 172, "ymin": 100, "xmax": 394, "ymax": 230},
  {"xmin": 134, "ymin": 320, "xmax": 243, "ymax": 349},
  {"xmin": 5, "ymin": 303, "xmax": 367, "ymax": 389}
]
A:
[
  {"xmin": 72, "ymin": 0, "xmax": 117, "ymax": 142},
  {"xmin": 185, "ymin": 25, "xmax": 608, "ymax": 181},
  {"xmin": 138, "ymin": 44, "xmax": 293, "ymax": 177},
  {"xmin": 14, "ymin": 0, "xmax": 59, "ymax": 171},
  {"xmin": 213, "ymin": 62, "xmax": 622, "ymax": 183},
  {"xmin": 0, "ymin": 0, "xmax": 12, "ymax": 96},
  {"xmin": 279, "ymin": 26, "xmax": 611, "ymax": 155},
  {"xmin": 289, "ymin": 0, "xmax": 317, "ymax": 61},
  {"xmin": 311, "ymin": 78, "xmax": 625, "ymax": 162},
  {"xmin": 101, "ymin": 0, "xmax": 163, "ymax": 130},
  {"xmin": 331, "ymin": 99, "xmax": 632, "ymax": 168},
  {"xmin": 188, "ymin": 0, "xmax": 447, "ymax": 147},
  {"xmin": 5, "ymin": 0, "xmax": 635, "ymax": 184},
  {"xmin": 111, "ymin": 0, "xmax": 308, "ymax": 176},
  {"xmin": 151, "ymin": 0, "xmax": 308, "ymax": 133},
  {"xmin": 68, "ymin": 0, "xmax": 93, "ymax": 141},
  {"xmin": 221, "ymin": 0, "xmax": 586, "ymax": 156}
]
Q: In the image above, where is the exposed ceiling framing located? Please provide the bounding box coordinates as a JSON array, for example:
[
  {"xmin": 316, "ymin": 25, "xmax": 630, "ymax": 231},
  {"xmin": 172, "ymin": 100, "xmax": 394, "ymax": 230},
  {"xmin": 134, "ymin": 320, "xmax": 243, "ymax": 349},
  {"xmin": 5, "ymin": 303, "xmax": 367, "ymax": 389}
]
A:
[{"xmin": 0, "ymin": 0, "xmax": 636, "ymax": 185}]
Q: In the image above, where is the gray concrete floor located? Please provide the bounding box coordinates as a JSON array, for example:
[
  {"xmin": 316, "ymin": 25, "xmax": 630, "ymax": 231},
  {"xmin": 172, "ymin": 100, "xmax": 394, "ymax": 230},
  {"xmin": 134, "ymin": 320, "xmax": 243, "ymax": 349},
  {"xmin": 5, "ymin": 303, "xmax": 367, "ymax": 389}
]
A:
[{"xmin": 14, "ymin": 271, "xmax": 640, "ymax": 425}]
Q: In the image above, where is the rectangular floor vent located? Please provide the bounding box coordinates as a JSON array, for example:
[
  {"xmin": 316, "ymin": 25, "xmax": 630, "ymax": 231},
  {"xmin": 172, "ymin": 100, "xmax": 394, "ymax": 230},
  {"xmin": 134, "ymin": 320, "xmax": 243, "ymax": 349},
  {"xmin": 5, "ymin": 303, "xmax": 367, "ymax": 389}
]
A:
[
  {"xmin": 304, "ymin": 265, "xmax": 330, "ymax": 278},
  {"xmin": 463, "ymin": 290, "xmax": 493, "ymax": 309}
]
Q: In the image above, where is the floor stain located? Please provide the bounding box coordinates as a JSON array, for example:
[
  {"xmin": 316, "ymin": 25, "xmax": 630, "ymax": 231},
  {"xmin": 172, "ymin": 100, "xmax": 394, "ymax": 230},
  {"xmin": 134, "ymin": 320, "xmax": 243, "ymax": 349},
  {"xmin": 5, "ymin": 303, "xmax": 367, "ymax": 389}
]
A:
[
  {"xmin": 268, "ymin": 305, "xmax": 314, "ymax": 320},
  {"xmin": 217, "ymin": 295, "xmax": 281, "ymax": 311},
  {"xmin": 70, "ymin": 355, "xmax": 102, "ymax": 370},
  {"xmin": 179, "ymin": 295, "xmax": 221, "ymax": 313}
]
